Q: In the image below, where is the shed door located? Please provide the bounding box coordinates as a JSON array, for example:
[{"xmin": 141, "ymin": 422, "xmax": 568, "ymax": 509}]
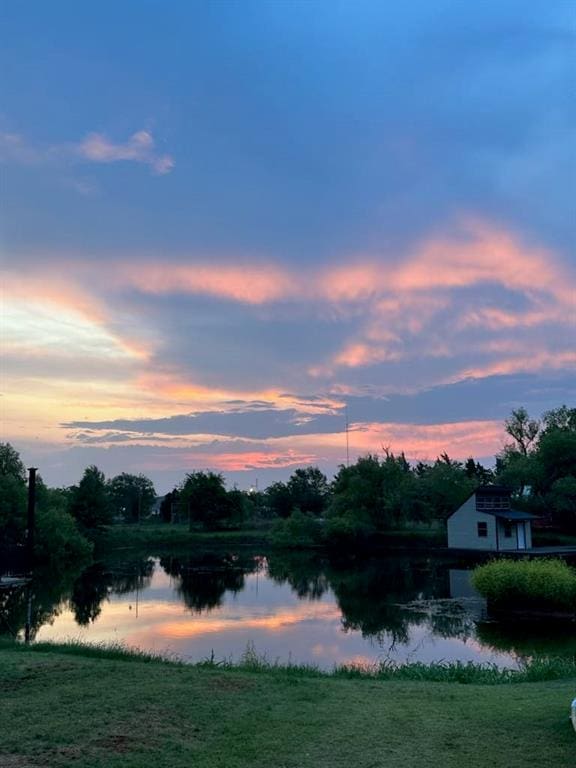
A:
[{"xmin": 517, "ymin": 523, "xmax": 526, "ymax": 549}]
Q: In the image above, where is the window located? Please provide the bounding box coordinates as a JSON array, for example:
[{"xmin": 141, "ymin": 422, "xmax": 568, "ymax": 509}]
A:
[
  {"xmin": 503, "ymin": 523, "xmax": 513, "ymax": 538},
  {"xmin": 477, "ymin": 521, "xmax": 488, "ymax": 538}
]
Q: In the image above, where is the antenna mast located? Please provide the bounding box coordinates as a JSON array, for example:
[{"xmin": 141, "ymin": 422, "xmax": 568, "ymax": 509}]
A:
[{"xmin": 345, "ymin": 405, "xmax": 350, "ymax": 467}]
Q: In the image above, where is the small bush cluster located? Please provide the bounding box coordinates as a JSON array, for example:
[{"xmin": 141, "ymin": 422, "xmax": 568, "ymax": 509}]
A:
[
  {"xmin": 270, "ymin": 510, "xmax": 323, "ymax": 548},
  {"xmin": 472, "ymin": 558, "xmax": 576, "ymax": 612}
]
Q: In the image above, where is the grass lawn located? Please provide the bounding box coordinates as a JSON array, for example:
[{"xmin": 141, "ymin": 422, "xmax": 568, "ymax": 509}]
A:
[{"xmin": 1, "ymin": 644, "xmax": 574, "ymax": 768}]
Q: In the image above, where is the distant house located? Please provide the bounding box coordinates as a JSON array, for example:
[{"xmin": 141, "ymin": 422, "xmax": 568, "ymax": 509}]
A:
[{"xmin": 447, "ymin": 485, "xmax": 537, "ymax": 551}]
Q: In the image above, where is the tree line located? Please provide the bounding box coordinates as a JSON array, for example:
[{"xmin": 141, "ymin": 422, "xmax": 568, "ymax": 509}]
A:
[{"xmin": 1, "ymin": 404, "xmax": 575, "ymax": 556}]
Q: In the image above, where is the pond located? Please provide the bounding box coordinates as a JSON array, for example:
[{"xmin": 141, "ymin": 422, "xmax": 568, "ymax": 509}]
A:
[{"xmin": 2, "ymin": 548, "xmax": 575, "ymax": 669}]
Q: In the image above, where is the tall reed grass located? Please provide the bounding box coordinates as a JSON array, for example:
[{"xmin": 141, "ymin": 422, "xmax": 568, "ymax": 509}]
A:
[{"xmin": 472, "ymin": 558, "xmax": 576, "ymax": 611}]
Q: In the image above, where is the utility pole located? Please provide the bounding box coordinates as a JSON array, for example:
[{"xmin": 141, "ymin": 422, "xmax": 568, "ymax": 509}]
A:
[
  {"xmin": 26, "ymin": 467, "xmax": 37, "ymax": 570},
  {"xmin": 345, "ymin": 406, "xmax": 350, "ymax": 467}
]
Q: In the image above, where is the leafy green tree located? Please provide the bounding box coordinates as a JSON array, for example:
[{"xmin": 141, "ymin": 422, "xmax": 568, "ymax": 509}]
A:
[
  {"xmin": 329, "ymin": 453, "xmax": 422, "ymax": 531},
  {"xmin": 34, "ymin": 505, "xmax": 93, "ymax": 567},
  {"xmin": 180, "ymin": 471, "xmax": 232, "ymax": 531},
  {"xmin": 242, "ymin": 489, "xmax": 267, "ymax": 520},
  {"xmin": 0, "ymin": 443, "xmax": 27, "ymax": 546},
  {"xmin": 265, "ymin": 481, "xmax": 294, "ymax": 518},
  {"xmin": 69, "ymin": 465, "xmax": 112, "ymax": 531},
  {"xmin": 0, "ymin": 442, "xmax": 27, "ymax": 481},
  {"xmin": 286, "ymin": 467, "xmax": 330, "ymax": 517},
  {"xmin": 540, "ymin": 406, "xmax": 576, "ymax": 436},
  {"xmin": 534, "ymin": 428, "xmax": 576, "ymax": 489},
  {"xmin": 108, "ymin": 473, "xmax": 157, "ymax": 522},
  {"xmin": 495, "ymin": 447, "xmax": 537, "ymax": 497},
  {"xmin": 415, "ymin": 455, "xmax": 477, "ymax": 521},
  {"xmin": 330, "ymin": 455, "xmax": 386, "ymax": 531},
  {"xmin": 464, "ymin": 457, "xmax": 494, "ymax": 484}
]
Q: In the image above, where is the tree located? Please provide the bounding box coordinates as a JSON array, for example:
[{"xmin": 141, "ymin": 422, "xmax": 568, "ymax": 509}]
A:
[
  {"xmin": 0, "ymin": 442, "xmax": 27, "ymax": 482},
  {"xmin": 69, "ymin": 465, "xmax": 112, "ymax": 531},
  {"xmin": 0, "ymin": 443, "xmax": 27, "ymax": 546},
  {"xmin": 108, "ymin": 473, "xmax": 157, "ymax": 522},
  {"xmin": 286, "ymin": 467, "xmax": 330, "ymax": 517},
  {"xmin": 180, "ymin": 471, "xmax": 232, "ymax": 531},
  {"xmin": 330, "ymin": 455, "xmax": 404, "ymax": 531},
  {"xmin": 464, "ymin": 457, "xmax": 494, "ymax": 484},
  {"xmin": 160, "ymin": 490, "xmax": 179, "ymax": 523},
  {"xmin": 540, "ymin": 406, "xmax": 576, "ymax": 436},
  {"xmin": 495, "ymin": 447, "xmax": 537, "ymax": 497},
  {"xmin": 265, "ymin": 481, "xmax": 294, "ymax": 518},
  {"xmin": 535, "ymin": 429, "xmax": 576, "ymax": 489},
  {"xmin": 546, "ymin": 477, "xmax": 576, "ymax": 532},
  {"xmin": 416, "ymin": 456, "xmax": 477, "ymax": 521},
  {"xmin": 504, "ymin": 407, "xmax": 540, "ymax": 456}
]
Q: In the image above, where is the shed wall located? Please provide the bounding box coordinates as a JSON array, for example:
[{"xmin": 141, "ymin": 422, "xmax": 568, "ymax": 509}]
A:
[{"xmin": 447, "ymin": 496, "xmax": 497, "ymax": 550}]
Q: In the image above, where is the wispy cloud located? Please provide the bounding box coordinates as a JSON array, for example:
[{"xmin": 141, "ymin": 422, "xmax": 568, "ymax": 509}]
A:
[
  {"xmin": 0, "ymin": 128, "xmax": 174, "ymax": 176},
  {"xmin": 75, "ymin": 130, "xmax": 174, "ymax": 175}
]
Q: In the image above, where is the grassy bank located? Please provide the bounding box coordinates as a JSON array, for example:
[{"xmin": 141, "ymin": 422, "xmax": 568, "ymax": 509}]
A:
[
  {"xmin": 1, "ymin": 642, "xmax": 575, "ymax": 767},
  {"xmin": 96, "ymin": 521, "xmax": 445, "ymax": 554},
  {"xmin": 96, "ymin": 523, "xmax": 272, "ymax": 551}
]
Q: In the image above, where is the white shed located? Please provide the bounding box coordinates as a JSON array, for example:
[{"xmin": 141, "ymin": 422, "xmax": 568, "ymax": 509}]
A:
[{"xmin": 447, "ymin": 485, "xmax": 537, "ymax": 552}]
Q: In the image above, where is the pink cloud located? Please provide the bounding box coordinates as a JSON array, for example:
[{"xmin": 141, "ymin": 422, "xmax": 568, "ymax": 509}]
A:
[{"xmin": 115, "ymin": 263, "xmax": 295, "ymax": 304}]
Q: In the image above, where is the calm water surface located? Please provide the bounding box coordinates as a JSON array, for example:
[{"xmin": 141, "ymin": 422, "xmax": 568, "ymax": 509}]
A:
[{"xmin": 3, "ymin": 549, "xmax": 575, "ymax": 669}]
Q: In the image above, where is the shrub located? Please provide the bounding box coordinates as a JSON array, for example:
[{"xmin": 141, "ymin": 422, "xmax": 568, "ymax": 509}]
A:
[
  {"xmin": 35, "ymin": 506, "xmax": 93, "ymax": 568},
  {"xmin": 270, "ymin": 509, "xmax": 323, "ymax": 548},
  {"xmin": 472, "ymin": 558, "xmax": 576, "ymax": 612},
  {"xmin": 324, "ymin": 515, "xmax": 375, "ymax": 549}
]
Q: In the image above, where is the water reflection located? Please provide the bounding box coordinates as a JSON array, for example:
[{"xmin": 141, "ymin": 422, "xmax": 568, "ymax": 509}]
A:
[
  {"xmin": 2, "ymin": 548, "xmax": 574, "ymax": 668},
  {"xmin": 160, "ymin": 552, "xmax": 261, "ymax": 613}
]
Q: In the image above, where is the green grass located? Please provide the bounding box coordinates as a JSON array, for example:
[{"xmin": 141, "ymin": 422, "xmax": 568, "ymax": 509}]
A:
[
  {"xmin": 472, "ymin": 558, "xmax": 576, "ymax": 612},
  {"xmin": 96, "ymin": 523, "xmax": 272, "ymax": 551},
  {"xmin": 1, "ymin": 642, "xmax": 575, "ymax": 767}
]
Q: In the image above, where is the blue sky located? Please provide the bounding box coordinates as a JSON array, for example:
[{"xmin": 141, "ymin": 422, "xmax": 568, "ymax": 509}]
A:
[{"xmin": 2, "ymin": 1, "xmax": 574, "ymax": 492}]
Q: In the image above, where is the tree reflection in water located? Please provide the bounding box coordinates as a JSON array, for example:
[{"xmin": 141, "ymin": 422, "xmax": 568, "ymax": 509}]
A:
[
  {"xmin": 70, "ymin": 557, "xmax": 155, "ymax": 626},
  {"xmin": 0, "ymin": 555, "xmax": 155, "ymax": 638},
  {"xmin": 2, "ymin": 548, "xmax": 573, "ymax": 663},
  {"xmin": 160, "ymin": 552, "xmax": 261, "ymax": 613},
  {"xmin": 267, "ymin": 551, "xmax": 474, "ymax": 647}
]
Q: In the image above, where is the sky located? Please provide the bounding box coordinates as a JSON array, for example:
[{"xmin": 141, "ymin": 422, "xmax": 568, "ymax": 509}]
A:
[{"xmin": 1, "ymin": 0, "xmax": 575, "ymax": 493}]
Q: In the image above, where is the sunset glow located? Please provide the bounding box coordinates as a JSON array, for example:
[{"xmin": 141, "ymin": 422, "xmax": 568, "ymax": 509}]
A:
[{"xmin": 2, "ymin": 2, "xmax": 573, "ymax": 491}]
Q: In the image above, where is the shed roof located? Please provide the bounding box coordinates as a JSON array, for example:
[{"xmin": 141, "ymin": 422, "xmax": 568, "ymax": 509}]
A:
[{"xmin": 482, "ymin": 508, "xmax": 538, "ymax": 521}]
